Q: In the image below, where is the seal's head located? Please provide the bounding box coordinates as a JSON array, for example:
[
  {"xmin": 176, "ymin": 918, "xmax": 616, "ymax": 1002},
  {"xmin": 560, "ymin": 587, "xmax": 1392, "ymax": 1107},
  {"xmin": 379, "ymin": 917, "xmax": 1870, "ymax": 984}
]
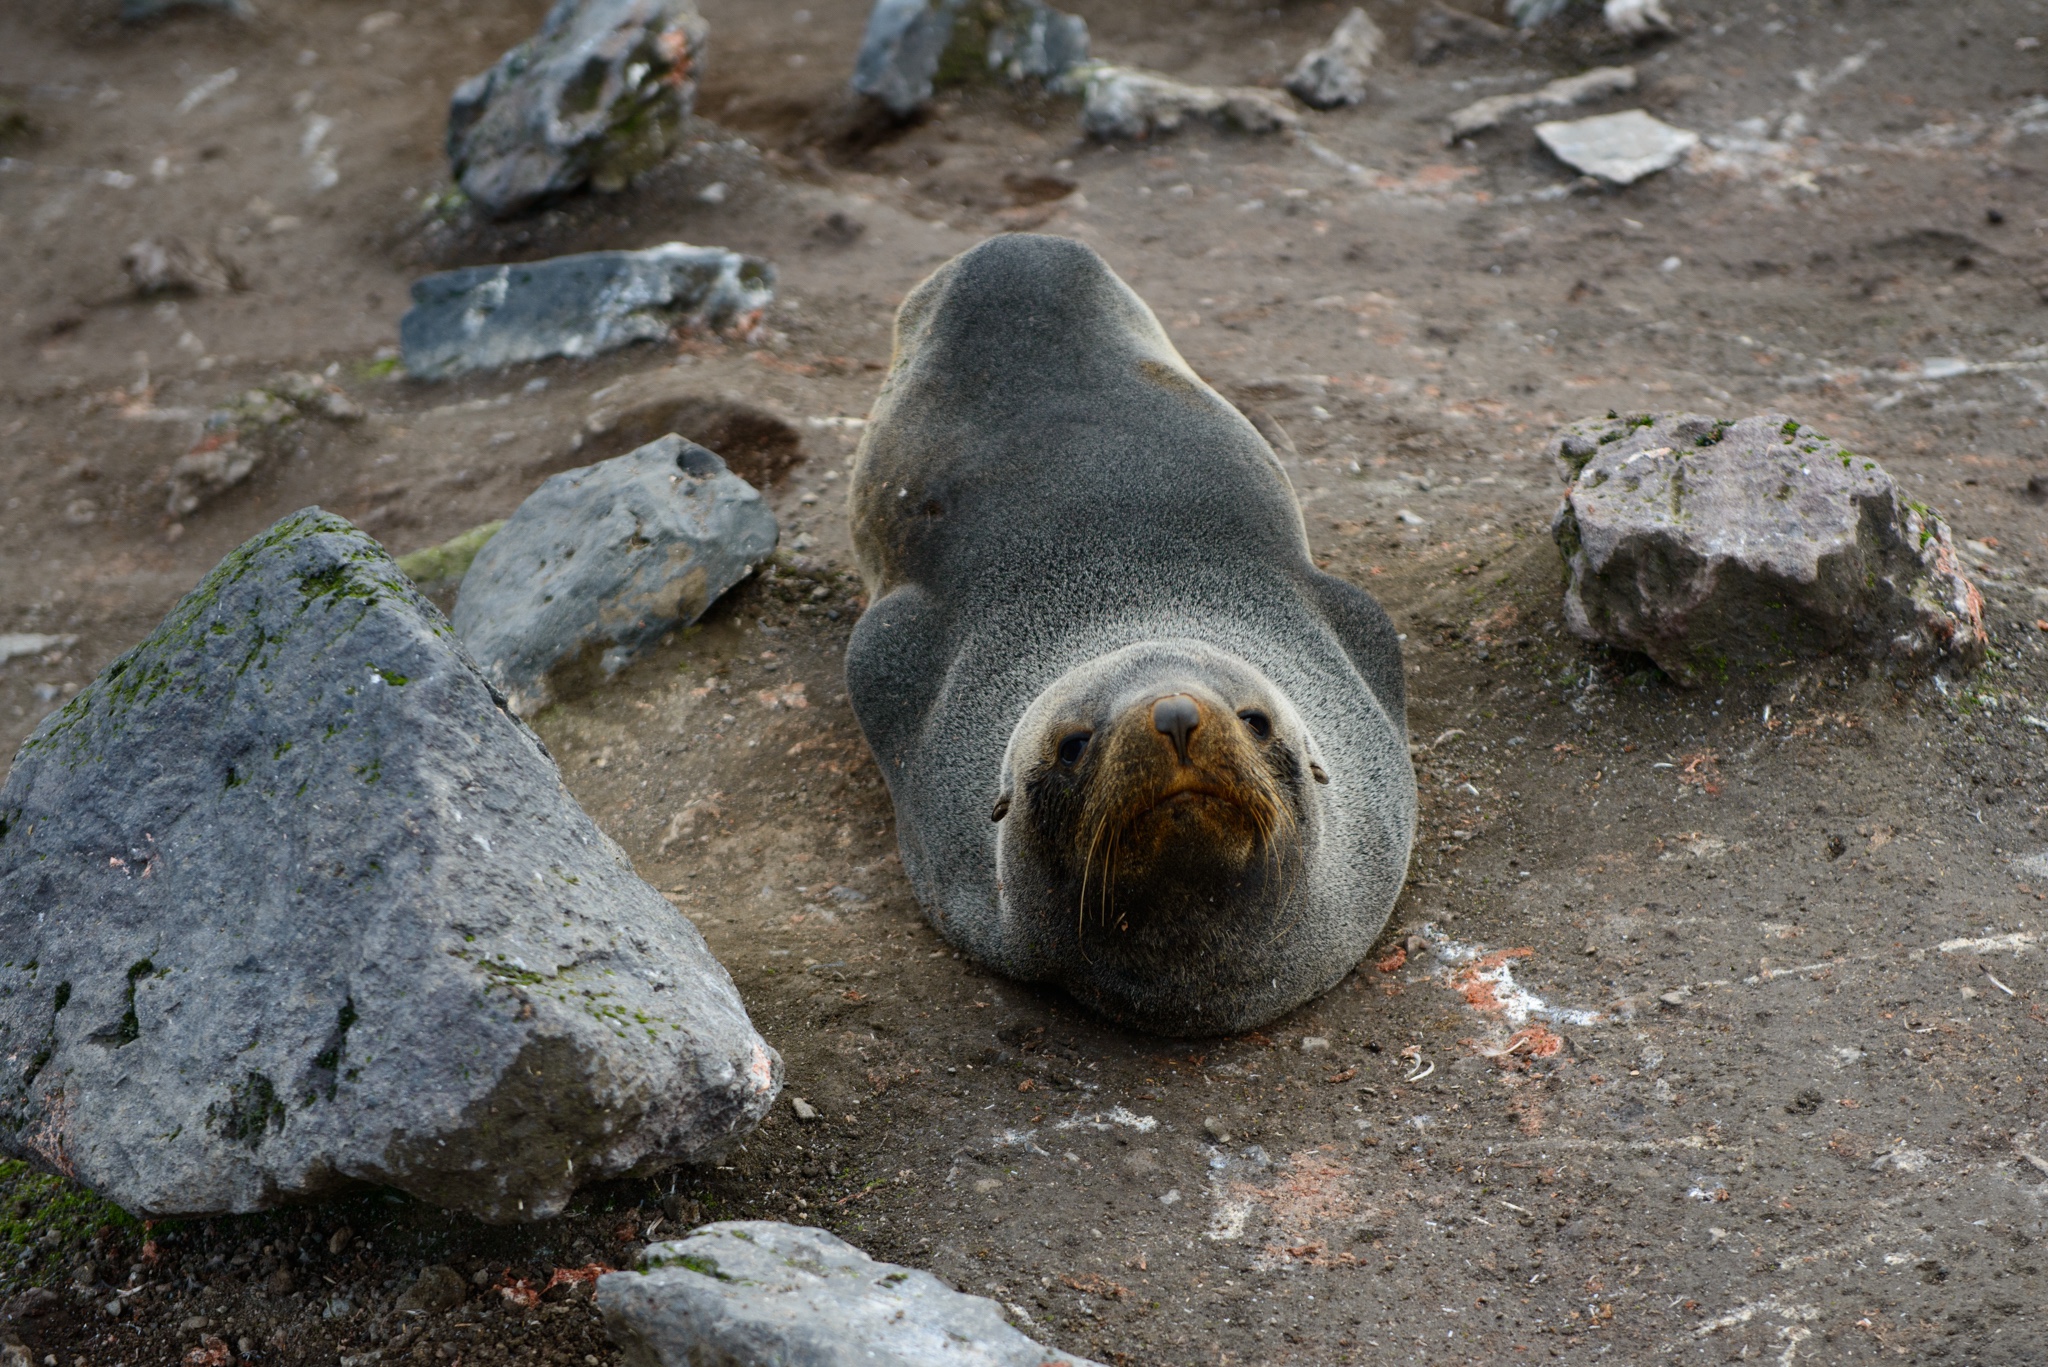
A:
[{"xmin": 993, "ymin": 642, "xmax": 1331, "ymax": 1031}]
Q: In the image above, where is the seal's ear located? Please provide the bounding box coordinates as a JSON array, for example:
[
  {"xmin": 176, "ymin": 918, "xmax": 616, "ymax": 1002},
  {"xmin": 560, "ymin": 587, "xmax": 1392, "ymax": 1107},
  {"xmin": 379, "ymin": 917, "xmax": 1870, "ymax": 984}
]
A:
[
  {"xmin": 991, "ymin": 788, "xmax": 1013, "ymax": 822},
  {"xmin": 1309, "ymin": 761, "xmax": 1330, "ymax": 785}
]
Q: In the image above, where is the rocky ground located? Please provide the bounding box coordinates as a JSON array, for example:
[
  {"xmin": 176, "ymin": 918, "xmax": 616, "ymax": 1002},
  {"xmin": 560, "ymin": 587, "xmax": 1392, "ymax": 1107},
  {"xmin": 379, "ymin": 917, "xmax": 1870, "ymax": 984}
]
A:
[{"xmin": 3, "ymin": 0, "xmax": 2048, "ymax": 1363}]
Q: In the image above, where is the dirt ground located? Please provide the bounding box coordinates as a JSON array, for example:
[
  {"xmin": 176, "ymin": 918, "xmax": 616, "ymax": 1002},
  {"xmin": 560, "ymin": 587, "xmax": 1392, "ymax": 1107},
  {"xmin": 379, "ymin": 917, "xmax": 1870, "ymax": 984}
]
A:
[{"xmin": 4, "ymin": 0, "xmax": 2048, "ymax": 1363}]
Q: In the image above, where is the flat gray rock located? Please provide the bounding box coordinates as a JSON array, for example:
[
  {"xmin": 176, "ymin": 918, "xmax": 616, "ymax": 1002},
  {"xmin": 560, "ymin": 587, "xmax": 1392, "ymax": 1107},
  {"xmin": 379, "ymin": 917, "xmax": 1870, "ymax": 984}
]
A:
[
  {"xmin": 597, "ymin": 1221, "xmax": 1105, "ymax": 1366},
  {"xmin": 1068, "ymin": 63, "xmax": 1299, "ymax": 141},
  {"xmin": 1285, "ymin": 8, "xmax": 1382, "ymax": 110},
  {"xmin": 1535, "ymin": 109, "xmax": 1698, "ymax": 184},
  {"xmin": 448, "ymin": 0, "xmax": 707, "ymax": 218},
  {"xmin": 1550, "ymin": 412, "xmax": 1987, "ymax": 685},
  {"xmin": 0, "ymin": 509, "xmax": 780, "ymax": 1221},
  {"xmin": 454, "ymin": 436, "xmax": 777, "ymax": 716},
  {"xmin": 853, "ymin": 0, "xmax": 1088, "ymax": 116},
  {"xmin": 399, "ymin": 243, "xmax": 773, "ymax": 381}
]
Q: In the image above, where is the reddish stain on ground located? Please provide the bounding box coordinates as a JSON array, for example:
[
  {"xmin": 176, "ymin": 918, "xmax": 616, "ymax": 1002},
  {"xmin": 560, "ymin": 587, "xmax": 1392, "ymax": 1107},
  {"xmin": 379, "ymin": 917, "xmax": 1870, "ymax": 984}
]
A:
[{"xmin": 1448, "ymin": 947, "xmax": 1534, "ymax": 1012}]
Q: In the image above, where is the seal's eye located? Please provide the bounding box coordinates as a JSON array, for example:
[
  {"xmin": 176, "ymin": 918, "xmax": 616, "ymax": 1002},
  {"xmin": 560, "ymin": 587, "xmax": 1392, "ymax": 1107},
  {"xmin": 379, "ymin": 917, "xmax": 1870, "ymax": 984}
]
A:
[
  {"xmin": 1237, "ymin": 709, "xmax": 1272, "ymax": 740},
  {"xmin": 1057, "ymin": 731, "xmax": 1092, "ymax": 767}
]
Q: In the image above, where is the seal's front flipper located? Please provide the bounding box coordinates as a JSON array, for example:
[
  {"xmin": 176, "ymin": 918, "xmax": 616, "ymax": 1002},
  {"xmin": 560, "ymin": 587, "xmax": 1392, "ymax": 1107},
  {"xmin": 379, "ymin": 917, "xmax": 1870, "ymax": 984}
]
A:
[
  {"xmin": 844, "ymin": 582, "xmax": 950, "ymax": 788},
  {"xmin": 1302, "ymin": 569, "xmax": 1407, "ymax": 725}
]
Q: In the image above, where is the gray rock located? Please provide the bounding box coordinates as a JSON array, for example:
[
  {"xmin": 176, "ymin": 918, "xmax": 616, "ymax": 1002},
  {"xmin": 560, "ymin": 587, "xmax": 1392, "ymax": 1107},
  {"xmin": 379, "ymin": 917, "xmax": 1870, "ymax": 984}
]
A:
[
  {"xmin": 1411, "ymin": 1, "xmax": 1516, "ymax": 63},
  {"xmin": 447, "ymin": 0, "xmax": 708, "ymax": 218},
  {"xmin": 1446, "ymin": 65, "xmax": 1634, "ymax": 141},
  {"xmin": 166, "ymin": 373, "xmax": 365, "ymax": 518},
  {"xmin": 596, "ymin": 1222, "xmax": 1105, "ymax": 1367},
  {"xmin": 1534, "ymin": 109, "xmax": 1698, "ymax": 184},
  {"xmin": 852, "ymin": 0, "xmax": 962, "ymax": 114},
  {"xmin": 453, "ymin": 436, "xmax": 777, "ymax": 716},
  {"xmin": 1550, "ymin": 412, "xmax": 1988, "ymax": 685},
  {"xmin": 852, "ymin": 0, "xmax": 1088, "ymax": 116},
  {"xmin": 986, "ymin": 0, "xmax": 1090, "ymax": 86},
  {"xmin": 1285, "ymin": 8, "xmax": 1383, "ymax": 110},
  {"xmin": 0, "ymin": 510, "xmax": 780, "ymax": 1221},
  {"xmin": 398, "ymin": 244, "xmax": 773, "ymax": 382},
  {"xmin": 1066, "ymin": 63, "xmax": 1300, "ymax": 141}
]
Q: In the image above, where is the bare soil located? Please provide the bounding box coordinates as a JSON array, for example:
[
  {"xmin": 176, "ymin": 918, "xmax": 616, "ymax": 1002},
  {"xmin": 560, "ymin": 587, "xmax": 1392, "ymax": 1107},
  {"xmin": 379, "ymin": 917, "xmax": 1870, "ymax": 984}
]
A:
[{"xmin": 4, "ymin": 1, "xmax": 2048, "ymax": 1364}]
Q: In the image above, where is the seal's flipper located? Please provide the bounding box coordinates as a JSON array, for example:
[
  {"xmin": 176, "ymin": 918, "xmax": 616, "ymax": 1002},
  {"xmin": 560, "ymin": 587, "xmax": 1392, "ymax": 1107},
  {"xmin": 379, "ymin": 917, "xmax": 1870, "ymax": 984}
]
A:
[
  {"xmin": 844, "ymin": 582, "xmax": 949, "ymax": 783},
  {"xmin": 1302, "ymin": 569, "xmax": 1407, "ymax": 724}
]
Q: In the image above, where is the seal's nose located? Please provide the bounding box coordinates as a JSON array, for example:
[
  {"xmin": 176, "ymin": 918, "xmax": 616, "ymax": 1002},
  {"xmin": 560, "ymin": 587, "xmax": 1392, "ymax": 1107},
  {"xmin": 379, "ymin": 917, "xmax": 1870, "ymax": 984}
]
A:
[{"xmin": 1152, "ymin": 694, "xmax": 1201, "ymax": 765}]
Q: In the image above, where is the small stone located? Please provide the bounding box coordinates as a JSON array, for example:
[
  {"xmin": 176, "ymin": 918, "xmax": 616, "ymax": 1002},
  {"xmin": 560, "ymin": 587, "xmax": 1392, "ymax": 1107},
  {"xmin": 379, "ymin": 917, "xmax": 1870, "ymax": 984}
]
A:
[
  {"xmin": 1285, "ymin": 8, "xmax": 1383, "ymax": 110},
  {"xmin": 399, "ymin": 244, "xmax": 773, "ymax": 381},
  {"xmin": 659, "ymin": 1194, "xmax": 705, "ymax": 1228},
  {"xmin": 322, "ymin": 1296, "xmax": 353, "ymax": 1320},
  {"xmin": 447, "ymin": 0, "xmax": 707, "ymax": 217},
  {"xmin": 122, "ymin": 238, "xmax": 243, "ymax": 297},
  {"xmin": 1202, "ymin": 1116, "xmax": 1231, "ymax": 1143},
  {"xmin": 1299, "ymin": 1036, "xmax": 1331, "ymax": 1053},
  {"xmin": 1403, "ymin": 934, "xmax": 1427, "ymax": 957},
  {"xmin": 598, "ymin": 1223, "xmax": 1104, "ymax": 1366},
  {"xmin": 1534, "ymin": 109, "xmax": 1699, "ymax": 185},
  {"xmin": 102, "ymin": 1298, "xmax": 122, "ymax": 1319},
  {"xmin": 180, "ymin": 1316, "xmax": 209, "ymax": 1332},
  {"xmin": 396, "ymin": 1266, "xmax": 468, "ymax": 1316},
  {"xmin": 1066, "ymin": 63, "xmax": 1299, "ymax": 141},
  {"xmin": 1583, "ymin": 943, "xmax": 1600, "ymax": 957},
  {"xmin": 1551, "ymin": 412, "xmax": 1986, "ymax": 683},
  {"xmin": 1446, "ymin": 66, "xmax": 1635, "ymax": 141},
  {"xmin": 1603, "ymin": 0, "xmax": 1674, "ymax": 36},
  {"xmin": 790, "ymin": 1097, "xmax": 819, "ymax": 1122},
  {"xmin": 0, "ymin": 634, "xmax": 75, "ymax": 667},
  {"xmin": 265, "ymin": 1268, "xmax": 294, "ymax": 1295},
  {"xmin": 452, "ymin": 437, "xmax": 777, "ymax": 716},
  {"xmin": 1658, "ymin": 990, "xmax": 1689, "ymax": 1008},
  {"xmin": 327, "ymin": 1227, "xmax": 354, "ymax": 1256}
]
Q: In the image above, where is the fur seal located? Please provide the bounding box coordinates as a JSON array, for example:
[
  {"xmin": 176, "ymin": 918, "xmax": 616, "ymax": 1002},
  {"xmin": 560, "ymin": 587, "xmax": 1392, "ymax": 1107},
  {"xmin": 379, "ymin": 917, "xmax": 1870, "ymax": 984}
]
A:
[{"xmin": 845, "ymin": 234, "xmax": 1415, "ymax": 1035}]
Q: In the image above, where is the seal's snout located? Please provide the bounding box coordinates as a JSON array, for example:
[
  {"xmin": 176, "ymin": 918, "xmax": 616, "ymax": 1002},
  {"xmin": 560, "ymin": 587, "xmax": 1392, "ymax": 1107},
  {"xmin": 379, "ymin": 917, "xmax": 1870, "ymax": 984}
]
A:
[{"xmin": 1151, "ymin": 694, "xmax": 1201, "ymax": 764}]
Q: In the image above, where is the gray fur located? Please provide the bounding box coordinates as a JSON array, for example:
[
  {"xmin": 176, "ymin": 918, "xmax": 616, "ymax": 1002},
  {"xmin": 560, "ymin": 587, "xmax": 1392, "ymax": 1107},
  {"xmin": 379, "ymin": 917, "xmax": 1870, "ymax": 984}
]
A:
[{"xmin": 845, "ymin": 235, "xmax": 1415, "ymax": 1035}]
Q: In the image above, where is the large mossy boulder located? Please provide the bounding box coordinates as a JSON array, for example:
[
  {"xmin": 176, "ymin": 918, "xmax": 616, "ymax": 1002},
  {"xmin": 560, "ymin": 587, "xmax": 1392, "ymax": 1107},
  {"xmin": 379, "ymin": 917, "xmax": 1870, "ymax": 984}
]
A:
[{"xmin": 0, "ymin": 510, "xmax": 779, "ymax": 1222}]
